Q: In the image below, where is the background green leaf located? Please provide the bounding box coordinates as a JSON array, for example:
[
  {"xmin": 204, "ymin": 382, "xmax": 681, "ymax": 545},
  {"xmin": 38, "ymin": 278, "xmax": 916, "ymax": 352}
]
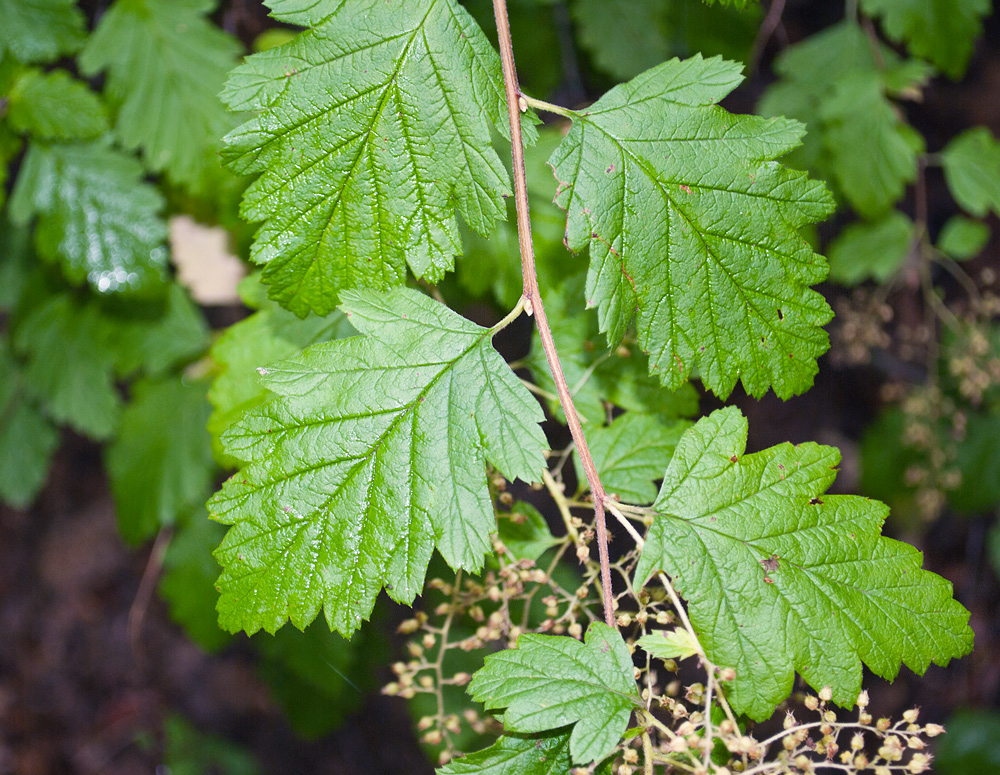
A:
[
  {"xmin": 106, "ymin": 376, "xmax": 215, "ymax": 544},
  {"xmin": 79, "ymin": 0, "xmax": 243, "ymax": 192},
  {"xmin": 9, "ymin": 142, "xmax": 170, "ymax": 295}
]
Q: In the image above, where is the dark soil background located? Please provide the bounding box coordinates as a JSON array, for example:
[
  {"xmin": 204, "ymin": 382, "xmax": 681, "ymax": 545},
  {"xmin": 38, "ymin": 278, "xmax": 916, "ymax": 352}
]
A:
[{"xmin": 1, "ymin": 1, "xmax": 998, "ymax": 773}]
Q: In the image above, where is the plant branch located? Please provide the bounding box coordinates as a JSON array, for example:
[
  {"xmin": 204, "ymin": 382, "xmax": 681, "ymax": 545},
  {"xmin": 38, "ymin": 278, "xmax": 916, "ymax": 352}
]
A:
[{"xmin": 492, "ymin": 0, "xmax": 616, "ymax": 629}]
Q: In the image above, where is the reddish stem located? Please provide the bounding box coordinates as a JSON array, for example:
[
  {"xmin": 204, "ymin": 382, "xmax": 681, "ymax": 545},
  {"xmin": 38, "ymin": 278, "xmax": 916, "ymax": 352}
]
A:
[{"xmin": 491, "ymin": 0, "xmax": 615, "ymax": 629}]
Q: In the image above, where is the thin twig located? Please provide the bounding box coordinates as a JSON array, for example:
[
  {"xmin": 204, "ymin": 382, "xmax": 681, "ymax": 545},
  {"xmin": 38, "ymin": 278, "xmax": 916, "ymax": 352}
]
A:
[
  {"xmin": 127, "ymin": 526, "xmax": 173, "ymax": 664},
  {"xmin": 492, "ymin": 0, "xmax": 615, "ymax": 628},
  {"xmin": 749, "ymin": 0, "xmax": 787, "ymax": 73}
]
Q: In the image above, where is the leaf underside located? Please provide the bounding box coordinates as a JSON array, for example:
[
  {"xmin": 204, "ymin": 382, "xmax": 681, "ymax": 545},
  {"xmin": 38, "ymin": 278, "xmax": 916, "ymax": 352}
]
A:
[
  {"xmin": 549, "ymin": 55, "xmax": 835, "ymax": 400},
  {"xmin": 221, "ymin": 0, "xmax": 517, "ymax": 316},
  {"xmin": 634, "ymin": 407, "xmax": 973, "ymax": 720},
  {"xmin": 209, "ymin": 288, "xmax": 547, "ymax": 636}
]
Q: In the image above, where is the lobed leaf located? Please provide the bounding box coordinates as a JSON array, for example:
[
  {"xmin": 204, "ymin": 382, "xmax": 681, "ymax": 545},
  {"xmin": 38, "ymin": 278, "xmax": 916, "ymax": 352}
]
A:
[
  {"xmin": 759, "ymin": 23, "xmax": 927, "ymax": 219},
  {"xmin": 575, "ymin": 412, "xmax": 690, "ymax": 504},
  {"xmin": 8, "ymin": 142, "xmax": 170, "ymax": 295},
  {"xmin": 79, "ymin": 0, "xmax": 243, "ymax": 191},
  {"xmin": 207, "ymin": 276, "xmax": 355, "ymax": 461},
  {"xmin": 221, "ymin": 0, "xmax": 518, "ymax": 316},
  {"xmin": 941, "ymin": 127, "xmax": 1000, "ymax": 219},
  {"xmin": 209, "ymin": 288, "xmax": 547, "ymax": 636},
  {"xmin": 549, "ymin": 55, "xmax": 835, "ymax": 400},
  {"xmin": 860, "ymin": 0, "xmax": 990, "ymax": 79},
  {"xmin": 468, "ymin": 622, "xmax": 640, "ymax": 765},
  {"xmin": 0, "ymin": 0, "xmax": 85, "ymax": 64},
  {"xmin": 827, "ymin": 211, "xmax": 914, "ymax": 285},
  {"xmin": 106, "ymin": 377, "xmax": 215, "ymax": 545},
  {"xmin": 0, "ymin": 342, "xmax": 59, "ymax": 508},
  {"xmin": 5, "ymin": 69, "xmax": 108, "ymax": 141},
  {"xmin": 634, "ymin": 407, "xmax": 974, "ymax": 720}
]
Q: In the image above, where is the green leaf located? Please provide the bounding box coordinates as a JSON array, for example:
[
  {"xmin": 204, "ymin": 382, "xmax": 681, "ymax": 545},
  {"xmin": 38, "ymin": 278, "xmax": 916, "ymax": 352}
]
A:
[
  {"xmin": 5, "ymin": 69, "xmax": 109, "ymax": 141},
  {"xmin": 14, "ymin": 295, "xmax": 123, "ymax": 439},
  {"xmin": 759, "ymin": 23, "xmax": 927, "ymax": 218},
  {"xmin": 0, "ymin": 0, "xmax": 85, "ymax": 64},
  {"xmin": 110, "ymin": 284, "xmax": 211, "ymax": 378},
  {"xmin": 526, "ymin": 274, "xmax": 700, "ymax": 426},
  {"xmin": 827, "ymin": 211, "xmax": 914, "ymax": 285},
  {"xmin": 636, "ymin": 628, "xmax": 700, "ymax": 661},
  {"xmin": 0, "ymin": 343, "xmax": 59, "ymax": 508},
  {"xmin": 572, "ymin": 0, "xmax": 759, "ymax": 81},
  {"xmin": 497, "ymin": 502, "xmax": 560, "ymax": 562},
  {"xmin": 936, "ymin": 215, "xmax": 990, "ymax": 260},
  {"xmin": 207, "ymin": 279, "xmax": 355, "ymax": 454},
  {"xmin": 0, "ymin": 123, "xmax": 23, "ymax": 210},
  {"xmin": 163, "ymin": 714, "xmax": 260, "ymax": 775},
  {"xmin": 468, "ymin": 622, "xmax": 639, "ymax": 764},
  {"xmin": 860, "ymin": 0, "xmax": 990, "ymax": 79},
  {"xmin": 935, "ymin": 709, "xmax": 1000, "ymax": 774},
  {"xmin": 633, "ymin": 407, "xmax": 973, "ymax": 720},
  {"xmin": 106, "ymin": 377, "xmax": 215, "ymax": 544},
  {"xmin": 8, "ymin": 142, "xmax": 170, "ymax": 295},
  {"xmin": 819, "ymin": 72, "xmax": 923, "ymax": 218},
  {"xmin": 549, "ymin": 56, "xmax": 834, "ymax": 399},
  {"xmin": 950, "ymin": 412, "xmax": 1000, "ymax": 514},
  {"xmin": 437, "ymin": 731, "xmax": 573, "ymax": 775},
  {"xmin": 209, "ymin": 288, "xmax": 547, "ymax": 636},
  {"xmin": 79, "ymin": 0, "xmax": 243, "ymax": 191},
  {"xmin": 220, "ymin": 0, "xmax": 517, "ymax": 316},
  {"xmin": 576, "ymin": 412, "xmax": 690, "ymax": 504},
  {"xmin": 942, "ymin": 127, "xmax": 1000, "ymax": 219},
  {"xmin": 160, "ymin": 514, "xmax": 231, "ymax": 652}
]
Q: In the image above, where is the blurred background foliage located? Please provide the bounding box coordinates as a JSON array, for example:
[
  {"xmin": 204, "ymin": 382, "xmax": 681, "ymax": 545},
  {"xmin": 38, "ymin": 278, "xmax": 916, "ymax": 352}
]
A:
[{"xmin": 0, "ymin": 0, "xmax": 998, "ymax": 772}]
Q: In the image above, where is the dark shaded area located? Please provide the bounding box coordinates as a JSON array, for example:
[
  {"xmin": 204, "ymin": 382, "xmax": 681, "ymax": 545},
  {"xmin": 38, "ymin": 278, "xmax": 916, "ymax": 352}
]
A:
[{"xmin": 1, "ymin": 1, "xmax": 999, "ymax": 773}]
